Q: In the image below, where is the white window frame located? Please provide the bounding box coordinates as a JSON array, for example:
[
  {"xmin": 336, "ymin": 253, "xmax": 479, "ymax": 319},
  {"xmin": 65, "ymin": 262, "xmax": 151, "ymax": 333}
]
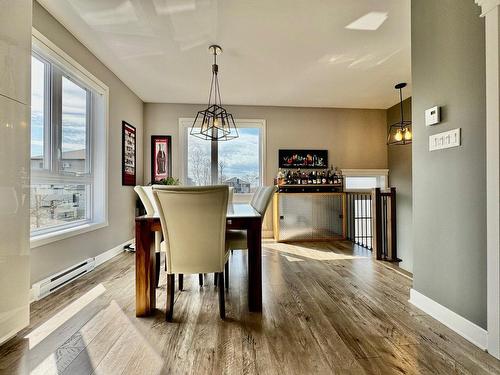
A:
[
  {"xmin": 178, "ymin": 118, "xmax": 266, "ymax": 200},
  {"xmin": 341, "ymin": 169, "xmax": 389, "ymax": 192},
  {"xmin": 30, "ymin": 29, "xmax": 109, "ymax": 248}
]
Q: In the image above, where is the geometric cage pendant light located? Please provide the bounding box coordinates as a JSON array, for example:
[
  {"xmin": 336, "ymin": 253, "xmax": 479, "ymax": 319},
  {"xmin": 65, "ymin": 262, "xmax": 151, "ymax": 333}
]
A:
[
  {"xmin": 387, "ymin": 82, "xmax": 412, "ymax": 145},
  {"xmin": 190, "ymin": 45, "xmax": 239, "ymax": 141}
]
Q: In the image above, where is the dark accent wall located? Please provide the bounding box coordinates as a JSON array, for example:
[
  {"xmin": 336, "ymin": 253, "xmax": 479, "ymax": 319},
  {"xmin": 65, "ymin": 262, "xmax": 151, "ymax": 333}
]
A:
[
  {"xmin": 411, "ymin": 0, "xmax": 486, "ymax": 327},
  {"xmin": 387, "ymin": 98, "xmax": 412, "ymax": 272}
]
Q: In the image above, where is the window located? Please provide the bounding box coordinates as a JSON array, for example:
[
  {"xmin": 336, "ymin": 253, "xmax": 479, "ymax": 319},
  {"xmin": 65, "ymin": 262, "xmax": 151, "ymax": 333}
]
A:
[
  {"xmin": 30, "ymin": 31, "xmax": 108, "ymax": 246},
  {"xmin": 180, "ymin": 119, "xmax": 265, "ymax": 194},
  {"xmin": 342, "ymin": 169, "xmax": 389, "ymax": 191}
]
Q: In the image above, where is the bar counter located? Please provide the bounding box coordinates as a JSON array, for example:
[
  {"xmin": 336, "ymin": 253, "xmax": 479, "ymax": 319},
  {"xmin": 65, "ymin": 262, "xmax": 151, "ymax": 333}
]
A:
[{"xmin": 272, "ymin": 186, "xmax": 346, "ymax": 242}]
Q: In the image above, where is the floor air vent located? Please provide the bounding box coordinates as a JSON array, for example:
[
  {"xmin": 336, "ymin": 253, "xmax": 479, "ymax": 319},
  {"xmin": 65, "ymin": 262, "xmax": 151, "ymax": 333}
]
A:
[{"xmin": 32, "ymin": 258, "xmax": 96, "ymax": 301}]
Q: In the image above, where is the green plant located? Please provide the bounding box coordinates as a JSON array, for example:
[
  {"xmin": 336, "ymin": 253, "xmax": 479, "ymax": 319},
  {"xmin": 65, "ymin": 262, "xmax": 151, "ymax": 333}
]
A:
[{"xmin": 155, "ymin": 177, "xmax": 180, "ymax": 185}]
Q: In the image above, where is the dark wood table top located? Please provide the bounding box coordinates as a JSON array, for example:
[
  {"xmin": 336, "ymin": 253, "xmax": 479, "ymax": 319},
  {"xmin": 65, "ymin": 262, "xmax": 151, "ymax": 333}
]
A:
[{"xmin": 135, "ymin": 203, "xmax": 261, "ymax": 221}]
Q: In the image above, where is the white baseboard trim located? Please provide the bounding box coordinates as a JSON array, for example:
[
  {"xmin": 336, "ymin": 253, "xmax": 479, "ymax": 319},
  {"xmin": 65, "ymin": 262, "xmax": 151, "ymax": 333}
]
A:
[
  {"xmin": 409, "ymin": 288, "xmax": 488, "ymax": 350},
  {"xmin": 94, "ymin": 239, "xmax": 134, "ymax": 267},
  {"xmin": 29, "ymin": 239, "xmax": 134, "ymax": 303}
]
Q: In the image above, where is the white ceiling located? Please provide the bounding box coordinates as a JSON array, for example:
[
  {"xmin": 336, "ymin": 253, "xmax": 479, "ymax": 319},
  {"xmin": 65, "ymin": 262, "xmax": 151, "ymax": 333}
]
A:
[{"xmin": 38, "ymin": 0, "xmax": 411, "ymax": 109}]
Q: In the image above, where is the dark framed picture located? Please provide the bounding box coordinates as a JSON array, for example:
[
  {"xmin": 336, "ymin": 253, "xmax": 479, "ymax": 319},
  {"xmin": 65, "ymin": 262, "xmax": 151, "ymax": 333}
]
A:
[
  {"xmin": 151, "ymin": 135, "xmax": 172, "ymax": 183},
  {"xmin": 279, "ymin": 149, "xmax": 328, "ymax": 168},
  {"xmin": 122, "ymin": 121, "xmax": 136, "ymax": 186}
]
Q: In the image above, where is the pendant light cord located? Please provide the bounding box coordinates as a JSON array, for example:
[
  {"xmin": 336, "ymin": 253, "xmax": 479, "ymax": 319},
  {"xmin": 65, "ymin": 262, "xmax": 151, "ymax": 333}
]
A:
[{"xmin": 399, "ymin": 87, "xmax": 404, "ymax": 124}]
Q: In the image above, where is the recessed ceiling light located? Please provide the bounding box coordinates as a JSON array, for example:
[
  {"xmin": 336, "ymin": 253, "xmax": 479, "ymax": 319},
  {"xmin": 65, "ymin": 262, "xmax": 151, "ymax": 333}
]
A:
[{"xmin": 345, "ymin": 12, "xmax": 388, "ymax": 31}]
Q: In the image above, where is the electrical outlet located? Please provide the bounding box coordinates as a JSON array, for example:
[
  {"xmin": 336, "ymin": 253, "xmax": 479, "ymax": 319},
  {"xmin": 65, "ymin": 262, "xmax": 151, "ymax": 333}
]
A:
[{"xmin": 429, "ymin": 128, "xmax": 461, "ymax": 151}]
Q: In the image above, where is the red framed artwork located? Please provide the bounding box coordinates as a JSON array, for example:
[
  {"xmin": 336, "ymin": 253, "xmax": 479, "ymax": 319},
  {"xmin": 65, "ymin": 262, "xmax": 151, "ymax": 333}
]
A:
[
  {"xmin": 151, "ymin": 135, "xmax": 172, "ymax": 183},
  {"xmin": 122, "ymin": 121, "xmax": 136, "ymax": 186}
]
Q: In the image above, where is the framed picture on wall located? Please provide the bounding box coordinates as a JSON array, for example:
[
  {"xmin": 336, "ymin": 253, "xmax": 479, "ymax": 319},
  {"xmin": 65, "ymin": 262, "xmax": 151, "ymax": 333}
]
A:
[
  {"xmin": 151, "ymin": 135, "xmax": 172, "ymax": 183},
  {"xmin": 278, "ymin": 149, "xmax": 328, "ymax": 168},
  {"xmin": 122, "ymin": 121, "xmax": 136, "ymax": 186}
]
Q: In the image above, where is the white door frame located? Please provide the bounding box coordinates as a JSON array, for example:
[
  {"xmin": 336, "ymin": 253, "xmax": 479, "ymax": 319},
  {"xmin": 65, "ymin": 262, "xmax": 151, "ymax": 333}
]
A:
[{"xmin": 475, "ymin": 0, "xmax": 500, "ymax": 360}]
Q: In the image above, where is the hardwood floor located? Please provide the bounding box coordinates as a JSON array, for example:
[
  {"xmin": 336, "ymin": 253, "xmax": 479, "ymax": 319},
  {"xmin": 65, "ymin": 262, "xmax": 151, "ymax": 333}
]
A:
[{"xmin": 1, "ymin": 241, "xmax": 499, "ymax": 374}]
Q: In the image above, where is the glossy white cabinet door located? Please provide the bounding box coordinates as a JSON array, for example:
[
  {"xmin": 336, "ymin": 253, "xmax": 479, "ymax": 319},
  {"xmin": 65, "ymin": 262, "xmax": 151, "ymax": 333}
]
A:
[
  {"xmin": 0, "ymin": 95, "xmax": 30, "ymax": 344},
  {"xmin": 0, "ymin": 0, "xmax": 31, "ymax": 104}
]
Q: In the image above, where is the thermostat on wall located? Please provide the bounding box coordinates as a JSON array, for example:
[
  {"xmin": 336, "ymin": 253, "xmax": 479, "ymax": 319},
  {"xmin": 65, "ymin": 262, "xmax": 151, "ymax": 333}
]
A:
[{"xmin": 425, "ymin": 106, "xmax": 440, "ymax": 126}]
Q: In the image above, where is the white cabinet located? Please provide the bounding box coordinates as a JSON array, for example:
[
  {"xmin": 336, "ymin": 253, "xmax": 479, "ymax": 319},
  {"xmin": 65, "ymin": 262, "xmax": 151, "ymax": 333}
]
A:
[
  {"xmin": 0, "ymin": 96, "xmax": 30, "ymax": 344},
  {"xmin": 0, "ymin": 0, "xmax": 31, "ymax": 344},
  {"xmin": 0, "ymin": 0, "xmax": 31, "ymax": 104}
]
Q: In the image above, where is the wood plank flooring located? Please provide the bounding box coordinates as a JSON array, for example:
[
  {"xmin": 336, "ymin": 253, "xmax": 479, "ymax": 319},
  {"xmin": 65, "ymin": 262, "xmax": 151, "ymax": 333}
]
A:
[{"xmin": 1, "ymin": 240, "xmax": 499, "ymax": 374}]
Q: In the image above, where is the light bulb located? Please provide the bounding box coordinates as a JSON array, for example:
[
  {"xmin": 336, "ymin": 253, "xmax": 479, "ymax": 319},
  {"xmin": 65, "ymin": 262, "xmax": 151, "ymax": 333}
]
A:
[
  {"xmin": 394, "ymin": 130, "xmax": 403, "ymax": 142},
  {"xmin": 214, "ymin": 117, "xmax": 219, "ymax": 126},
  {"xmin": 404, "ymin": 128, "xmax": 412, "ymax": 140}
]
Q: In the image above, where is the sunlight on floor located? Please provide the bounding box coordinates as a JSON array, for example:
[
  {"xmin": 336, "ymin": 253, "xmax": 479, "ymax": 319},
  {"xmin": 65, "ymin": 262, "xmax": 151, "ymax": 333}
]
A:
[
  {"xmin": 25, "ymin": 283, "xmax": 106, "ymax": 350},
  {"xmin": 265, "ymin": 242, "xmax": 370, "ymax": 261},
  {"xmin": 29, "ymin": 297, "xmax": 163, "ymax": 374}
]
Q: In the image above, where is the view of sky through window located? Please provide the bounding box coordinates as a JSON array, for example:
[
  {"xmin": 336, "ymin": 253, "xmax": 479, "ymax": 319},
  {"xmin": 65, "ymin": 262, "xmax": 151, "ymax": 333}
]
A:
[
  {"xmin": 31, "ymin": 56, "xmax": 45, "ymax": 159},
  {"xmin": 186, "ymin": 127, "xmax": 261, "ymax": 192}
]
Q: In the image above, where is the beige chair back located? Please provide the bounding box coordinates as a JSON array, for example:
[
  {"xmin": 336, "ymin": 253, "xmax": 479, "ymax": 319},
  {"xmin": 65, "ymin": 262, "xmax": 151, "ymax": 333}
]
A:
[
  {"xmin": 153, "ymin": 185, "xmax": 229, "ymax": 274},
  {"xmin": 134, "ymin": 186, "xmax": 154, "ymax": 215},
  {"xmin": 228, "ymin": 186, "xmax": 234, "ymax": 205},
  {"xmin": 251, "ymin": 186, "xmax": 275, "ymax": 215},
  {"xmin": 135, "ymin": 185, "xmax": 162, "ymax": 252},
  {"xmin": 250, "ymin": 186, "xmax": 263, "ymax": 207}
]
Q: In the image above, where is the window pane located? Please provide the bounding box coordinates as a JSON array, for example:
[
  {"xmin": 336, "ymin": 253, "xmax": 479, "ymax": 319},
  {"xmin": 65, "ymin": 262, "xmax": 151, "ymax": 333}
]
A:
[
  {"xmin": 61, "ymin": 77, "xmax": 88, "ymax": 174},
  {"xmin": 219, "ymin": 128, "xmax": 261, "ymax": 193},
  {"xmin": 31, "ymin": 56, "xmax": 46, "ymax": 169},
  {"xmin": 186, "ymin": 128, "xmax": 212, "ymax": 186},
  {"xmin": 30, "ymin": 183, "xmax": 89, "ymax": 231},
  {"xmin": 345, "ymin": 176, "xmax": 378, "ymax": 190}
]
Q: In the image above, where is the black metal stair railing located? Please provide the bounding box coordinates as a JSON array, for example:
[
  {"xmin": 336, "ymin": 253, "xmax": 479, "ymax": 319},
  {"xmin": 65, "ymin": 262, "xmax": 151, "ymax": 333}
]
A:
[
  {"xmin": 345, "ymin": 192, "xmax": 373, "ymax": 250},
  {"xmin": 345, "ymin": 187, "xmax": 400, "ymax": 263}
]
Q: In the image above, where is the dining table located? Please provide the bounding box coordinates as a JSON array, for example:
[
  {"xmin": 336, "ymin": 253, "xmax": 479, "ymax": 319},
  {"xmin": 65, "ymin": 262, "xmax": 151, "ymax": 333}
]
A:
[{"xmin": 134, "ymin": 202, "xmax": 262, "ymax": 317}]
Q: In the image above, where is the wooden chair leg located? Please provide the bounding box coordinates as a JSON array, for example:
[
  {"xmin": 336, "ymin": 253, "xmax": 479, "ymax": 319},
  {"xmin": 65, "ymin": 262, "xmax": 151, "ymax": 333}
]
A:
[
  {"xmin": 199, "ymin": 273, "xmax": 203, "ymax": 286},
  {"xmin": 224, "ymin": 262, "xmax": 229, "ymax": 290},
  {"xmin": 214, "ymin": 273, "xmax": 217, "ymax": 286},
  {"xmin": 166, "ymin": 274, "xmax": 175, "ymax": 321},
  {"xmin": 178, "ymin": 274, "xmax": 183, "ymax": 291},
  {"xmin": 218, "ymin": 272, "xmax": 225, "ymax": 319},
  {"xmin": 155, "ymin": 252, "xmax": 161, "ymax": 288}
]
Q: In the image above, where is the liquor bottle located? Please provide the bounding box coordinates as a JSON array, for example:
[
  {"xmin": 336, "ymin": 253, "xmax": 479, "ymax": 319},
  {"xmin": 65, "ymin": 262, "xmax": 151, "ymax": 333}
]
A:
[
  {"xmin": 307, "ymin": 171, "xmax": 312, "ymax": 184},
  {"xmin": 317, "ymin": 171, "xmax": 322, "ymax": 184},
  {"xmin": 321, "ymin": 170, "xmax": 327, "ymax": 184}
]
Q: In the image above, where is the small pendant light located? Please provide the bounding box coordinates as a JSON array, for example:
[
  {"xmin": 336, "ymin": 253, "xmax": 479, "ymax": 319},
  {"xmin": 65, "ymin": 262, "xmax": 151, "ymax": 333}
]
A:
[{"xmin": 387, "ymin": 82, "xmax": 412, "ymax": 146}]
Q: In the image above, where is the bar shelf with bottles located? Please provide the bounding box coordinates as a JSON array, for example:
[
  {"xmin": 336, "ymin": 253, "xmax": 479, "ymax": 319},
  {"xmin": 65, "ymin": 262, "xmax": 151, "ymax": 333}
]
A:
[
  {"xmin": 273, "ymin": 166, "xmax": 346, "ymax": 242},
  {"xmin": 274, "ymin": 166, "xmax": 344, "ymax": 193}
]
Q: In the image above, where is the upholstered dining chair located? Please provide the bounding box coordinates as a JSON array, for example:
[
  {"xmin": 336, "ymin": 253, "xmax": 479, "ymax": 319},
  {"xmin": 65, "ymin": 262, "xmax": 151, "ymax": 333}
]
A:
[
  {"xmin": 153, "ymin": 185, "xmax": 230, "ymax": 321},
  {"xmin": 134, "ymin": 186, "xmax": 163, "ymax": 284},
  {"xmin": 225, "ymin": 186, "xmax": 276, "ymax": 253}
]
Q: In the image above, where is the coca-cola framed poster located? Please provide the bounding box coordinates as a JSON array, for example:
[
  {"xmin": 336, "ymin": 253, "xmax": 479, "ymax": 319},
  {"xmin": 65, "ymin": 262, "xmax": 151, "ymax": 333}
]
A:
[
  {"xmin": 151, "ymin": 135, "xmax": 172, "ymax": 183},
  {"xmin": 122, "ymin": 121, "xmax": 136, "ymax": 186}
]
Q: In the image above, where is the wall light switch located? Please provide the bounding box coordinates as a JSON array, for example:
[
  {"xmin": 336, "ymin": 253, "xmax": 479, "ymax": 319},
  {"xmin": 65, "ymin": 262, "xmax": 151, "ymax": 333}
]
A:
[
  {"xmin": 429, "ymin": 128, "xmax": 461, "ymax": 151},
  {"xmin": 425, "ymin": 106, "xmax": 440, "ymax": 126}
]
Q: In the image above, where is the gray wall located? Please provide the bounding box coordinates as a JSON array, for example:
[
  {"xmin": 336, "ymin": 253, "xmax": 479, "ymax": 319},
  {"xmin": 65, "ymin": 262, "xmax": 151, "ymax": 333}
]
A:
[
  {"xmin": 31, "ymin": 2, "xmax": 144, "ymax": 284},
  {"xmin": 387, "ymin": 98, "xmax": 412, "ymax": 272},
  {"xmin": 412, "ymin": 0, "xmax": 486, "ymax": 327},
  {"xmin": 144, "ymin": 103, "xmax": 388, "ymax": 184},
  {"xmin": 144, "ymin": 103, "xmax": 388, "ymax": 232}
]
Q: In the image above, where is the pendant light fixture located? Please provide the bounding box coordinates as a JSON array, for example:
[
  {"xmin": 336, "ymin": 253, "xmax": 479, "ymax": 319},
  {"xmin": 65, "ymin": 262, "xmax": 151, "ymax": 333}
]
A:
[
  {"xmin": 387, "ymin": 82, "xmax": 412, "ymax": 145},
  {"xmin": 190, "ymin": 45, "xmax": 238, "ymax": 141}
]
